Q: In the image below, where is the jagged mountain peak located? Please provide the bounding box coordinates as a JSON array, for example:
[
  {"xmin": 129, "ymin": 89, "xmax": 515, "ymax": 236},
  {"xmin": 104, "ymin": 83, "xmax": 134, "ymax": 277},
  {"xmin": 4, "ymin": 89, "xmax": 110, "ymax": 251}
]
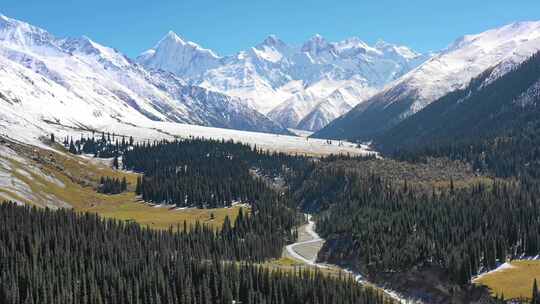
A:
[
  {"xmin": 0, "ymin": 14, "xmax": 291, "ymax": 139},
  {"xmin": 138, "ymin": 28, "xmax": 428, "ymax": 127},
  {"xmin": 335, "ymin": 37, "xmax": 370, "ymax": 49},
  {"xmin": 59, "ymin": 36, "xmax": 132, "ymax": 68},
  {"xmin": 260, "ymin": 34, "xmax": 285, "ymax": 47},
  {"xmin": 153, "ymin": 31, "xmax": 220, "ymax": 59},
  {"xmin": 137, "ymin": 30, "xmax": 222, "ymax": 77},
  {"xmin": 301, "ymin": 34, "xmax": 333, "ymax": 53},
  {"xmin": 164, "ymin": 30, "xmax": 184, "ymax": 42},
  {"xmin": 374, "ymin": 40, "xmax": 421, "ymax": 59}
]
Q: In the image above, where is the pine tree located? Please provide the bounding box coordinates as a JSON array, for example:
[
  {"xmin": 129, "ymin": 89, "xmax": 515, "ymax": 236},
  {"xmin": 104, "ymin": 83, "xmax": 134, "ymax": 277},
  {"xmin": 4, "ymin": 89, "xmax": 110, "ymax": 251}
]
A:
[
  {"xmin": 121, "ymin": 177, "xmax": 127, "ymax": 191},
  {"xmin": 135, "ymin": 176, "xmax": 141, "ymax": 195},
  {"xmin": 69, "ymin": 138, "xmax": 77, "ymax": 154},
  {"xmin": 112, "ymin": 156, "xmax": 119, "ymax": 170},
  {"xmin": 532, "ymin": 278, "xmax": 539, "ymax": 304},
  {"xmin": 0, "ymin": 201, "xmax": 382, "ymax": 304}
]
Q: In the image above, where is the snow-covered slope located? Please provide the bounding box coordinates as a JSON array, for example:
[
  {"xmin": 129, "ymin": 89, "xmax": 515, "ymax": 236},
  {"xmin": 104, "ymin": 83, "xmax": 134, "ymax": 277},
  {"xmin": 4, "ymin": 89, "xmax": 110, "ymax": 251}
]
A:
[
  {"xmin": 270, "ymin": 82, "xmax": 377, "ymax": 131},
  {"xmin": 376, "ymin": 49, "xmax": 540, "ymax": 151},
  {"xmin": 0, "ymin": 15, "xmax": 377, "ymax": 156},
  {"xmin": 315, "ymin": 21, "xmax": 540, "ymax": 140},
  {"xmin": 0, "ymin": 14, "xmax": 289, "ymax": 136},
  {"xmin": 296, "ymin": 87, "xmax": 362, "ymax": 131},
  {"xmin": 138, "ymin": 32, "xmax": 429, "ymax": 127}
]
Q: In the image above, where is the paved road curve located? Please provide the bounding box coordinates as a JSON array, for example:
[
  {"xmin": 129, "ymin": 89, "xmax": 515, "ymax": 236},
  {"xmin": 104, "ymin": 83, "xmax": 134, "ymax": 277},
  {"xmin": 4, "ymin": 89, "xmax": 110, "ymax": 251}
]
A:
[
  {"xmin": 285, "ymin": 214, "xmax": 414, "ymax": 303},
  {"xmin": 285, "ymin": 215, "xmax": 328, "ymax": 268}
]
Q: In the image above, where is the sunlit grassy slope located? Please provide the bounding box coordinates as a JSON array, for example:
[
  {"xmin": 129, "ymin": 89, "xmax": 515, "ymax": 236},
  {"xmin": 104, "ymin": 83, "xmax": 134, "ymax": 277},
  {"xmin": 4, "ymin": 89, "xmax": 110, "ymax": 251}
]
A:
[
  {"xmin": 474, "ymin": 260, "xmax": 540, "ymax": 301},
  {"xmin": 0, "ymin": 137, "xmax": 242, "ymax": 230}
]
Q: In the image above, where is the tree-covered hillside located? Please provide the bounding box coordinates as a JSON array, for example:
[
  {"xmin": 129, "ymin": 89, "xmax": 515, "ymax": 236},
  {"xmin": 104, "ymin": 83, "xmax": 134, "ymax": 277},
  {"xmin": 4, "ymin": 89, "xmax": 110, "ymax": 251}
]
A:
[{"xmin": 0, "ymin": 202, "xmax": 387, "ymax": 304}]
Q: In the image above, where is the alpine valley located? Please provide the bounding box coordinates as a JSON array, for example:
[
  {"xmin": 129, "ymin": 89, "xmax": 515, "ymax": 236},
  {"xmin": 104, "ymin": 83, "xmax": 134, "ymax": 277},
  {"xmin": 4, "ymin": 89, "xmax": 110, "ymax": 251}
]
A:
[{"xmin": 3, "ymin": 10, "xmax": 540, "ymax": 304}]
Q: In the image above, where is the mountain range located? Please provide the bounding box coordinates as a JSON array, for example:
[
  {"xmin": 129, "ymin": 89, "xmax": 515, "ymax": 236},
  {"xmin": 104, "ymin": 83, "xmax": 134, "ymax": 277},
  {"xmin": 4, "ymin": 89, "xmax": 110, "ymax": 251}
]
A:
[
  {"xmin": 137, "ymin": 32, "xmax": 429, "ymax": 130},
  {"xmin": 2, "ymin": 14, "xmax": 540, "ymax": 146},
  {"xmin": 315, "ymin": 21, "xmax": 540, "ymax": 139},
  {"xmin": 0, "ymin": 14, "xmax": 289, "ymax": 139}
]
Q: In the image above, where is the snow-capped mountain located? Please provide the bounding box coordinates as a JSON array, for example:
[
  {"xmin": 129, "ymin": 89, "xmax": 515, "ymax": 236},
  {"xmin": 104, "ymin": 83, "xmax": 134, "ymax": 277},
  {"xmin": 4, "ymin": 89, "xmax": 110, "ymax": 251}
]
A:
[
  {"xmin": 0, "ymin": 14, "xmax": 289, "ymax": 137},
  {"xmin": 267, "ymin": 81, "xmax": 377, "ymax": 131},
  {"xmin": 137, "ymin": 31, "xmax": 221, "ymax": 77},
  {"xmin": 315, "ymin": 20, "xmax": 540, "ymax": 140},
  {"xmin": 137, "ymin": 32, "xmax": 429, "ymax": 128},
  {"xmin": 296, "ymin": 85, "xmax": 372, "ymax": 131}
]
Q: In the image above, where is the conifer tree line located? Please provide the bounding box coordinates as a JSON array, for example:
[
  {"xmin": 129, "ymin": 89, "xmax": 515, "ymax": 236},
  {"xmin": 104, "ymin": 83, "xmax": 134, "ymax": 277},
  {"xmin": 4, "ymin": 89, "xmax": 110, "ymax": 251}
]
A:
[
  {"xmin": 98, "ymin": 176, "xmax": 128, "ymax": 194},
  {"xmin": 119, "ymin": 138, "xmax": 306, "ymax": 259},
  {"xmin": 62, "ymin": 131, "xmax": 134, "ymax": 158},
  {"xmin": 0, "ymin": 202, "xmax": 389, "ymax": 304},
  {"xmin": 301, "ymin": 167, "xmax": 540, "ymax": 285},
  {"xmin": 393, "ymin": 119, "xmax": 540, "ymax": 180},
  {"xmin": 53, "ymin": 132, "xmax": 540, "ymax": 299},
  {"xmin": 123, "ymin": 138, "xmax": 313, "ymax": 208},
  {"xmin": 532, "ymin": 278, "xmax": 540, "ymax": 304}
]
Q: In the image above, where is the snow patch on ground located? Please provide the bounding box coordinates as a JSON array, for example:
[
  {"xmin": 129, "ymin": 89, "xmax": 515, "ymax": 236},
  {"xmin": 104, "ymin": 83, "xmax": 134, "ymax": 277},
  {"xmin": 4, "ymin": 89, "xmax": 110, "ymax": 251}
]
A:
[
  {"xmin": 0, "ymin": 142, "xmax": 68, "ymax": 207},
  {"xmin": 288, "ymin": 128, "xmax": 314, "ymax": 138},
  {"xmin": 472, "ymin": 262, "xmax": 515, "ymax": 282}
]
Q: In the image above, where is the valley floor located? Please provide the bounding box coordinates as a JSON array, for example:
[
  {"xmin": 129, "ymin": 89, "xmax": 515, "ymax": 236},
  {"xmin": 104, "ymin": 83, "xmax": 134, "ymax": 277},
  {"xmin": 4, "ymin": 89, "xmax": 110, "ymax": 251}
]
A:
[{"xmin": 473, "ymin": 259, "xmax": 540, "ymax": 301}]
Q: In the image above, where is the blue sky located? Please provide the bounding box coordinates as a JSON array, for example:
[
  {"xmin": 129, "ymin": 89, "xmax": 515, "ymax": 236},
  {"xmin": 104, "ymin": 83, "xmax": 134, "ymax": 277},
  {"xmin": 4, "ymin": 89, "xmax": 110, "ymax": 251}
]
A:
[{"xmin": 2, "ymin": 0, "xmax": 540, "ymax": 57}]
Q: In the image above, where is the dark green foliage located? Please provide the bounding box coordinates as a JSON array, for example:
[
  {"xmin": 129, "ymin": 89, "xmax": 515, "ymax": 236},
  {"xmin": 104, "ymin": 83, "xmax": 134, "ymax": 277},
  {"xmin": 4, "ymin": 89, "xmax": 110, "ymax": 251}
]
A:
[
  {"xmin": 0, "ymin": 202, "xmax": 386, "ymax": 304},
  {"xmin": 97, "ymin": 176, "xmax": 127, "ymax": 194},
  {"xmin": 301, "ymin": 168, "xmax": 540, "ymax": 285},
  {"xmin": 394, "ymin": 120, "xmax": 540, "ymax": 180},
  {"xmin": 124, "ymin": 138, "xmax": 312, "ymax": 208},
  {"xmin": 63, "ymin": 132, "xmax": 128, "ymax": 158}
]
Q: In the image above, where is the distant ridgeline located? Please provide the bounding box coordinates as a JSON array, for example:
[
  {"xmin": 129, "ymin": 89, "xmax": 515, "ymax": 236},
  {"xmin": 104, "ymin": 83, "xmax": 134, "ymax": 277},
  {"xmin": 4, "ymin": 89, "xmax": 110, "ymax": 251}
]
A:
[{"xmin": 0, "ymin": 202, "xmax": 387, "ymax": 304}]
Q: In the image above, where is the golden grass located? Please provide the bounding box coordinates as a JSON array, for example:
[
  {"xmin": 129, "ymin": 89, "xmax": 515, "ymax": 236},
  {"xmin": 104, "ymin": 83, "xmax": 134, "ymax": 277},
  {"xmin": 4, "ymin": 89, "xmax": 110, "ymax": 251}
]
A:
[
  {"xmin": 85, "ymin": 199, "xmax": 244, "ymax": 230},
  {"xmin": 0, "ymin": 138, "xmax": 243, "ymax": 230},
  {"xmin": 474, "ymin": 260, "xmax": 540, "ymax": 300},
  {"xmin": 273, "ymin": 256, "xmax": 304, "ymax": 266},
  {"xmin": 261, "ymin": 257, "xmax": 344, "ymax": 278}
]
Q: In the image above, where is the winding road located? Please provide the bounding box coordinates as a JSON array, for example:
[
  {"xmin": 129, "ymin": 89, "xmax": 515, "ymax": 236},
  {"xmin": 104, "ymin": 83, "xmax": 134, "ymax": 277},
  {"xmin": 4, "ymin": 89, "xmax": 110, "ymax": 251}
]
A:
[
  {"xmin": 285, "ymin": 214, "xmax": 413, "ymax": 304},
  {"xmin": 285, "ymin": 215, "xmax": 328, "ymax": 268}
]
